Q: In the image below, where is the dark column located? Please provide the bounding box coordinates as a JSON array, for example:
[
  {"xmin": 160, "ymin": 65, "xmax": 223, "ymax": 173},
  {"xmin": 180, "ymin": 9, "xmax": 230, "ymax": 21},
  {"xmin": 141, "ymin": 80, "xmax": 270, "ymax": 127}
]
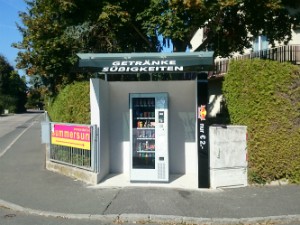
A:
[{"xmin": 197, "ymin": 72, "xmax": 209, "ymax": 188}]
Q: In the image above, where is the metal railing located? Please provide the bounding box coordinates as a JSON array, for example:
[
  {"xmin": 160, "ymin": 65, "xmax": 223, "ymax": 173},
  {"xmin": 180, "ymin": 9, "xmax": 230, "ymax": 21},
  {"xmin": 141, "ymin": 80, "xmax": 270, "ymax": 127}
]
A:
[
  {"xmin": 50, "ymin": 144, "xmax": 93, "ymax": 170},
  {"xmin": 214, "ymin": 44, "xmax": 300, "ymax": 76},
  {"xmin": 45, "ymin": 119, "xmax": 100, "ymax": 172}
]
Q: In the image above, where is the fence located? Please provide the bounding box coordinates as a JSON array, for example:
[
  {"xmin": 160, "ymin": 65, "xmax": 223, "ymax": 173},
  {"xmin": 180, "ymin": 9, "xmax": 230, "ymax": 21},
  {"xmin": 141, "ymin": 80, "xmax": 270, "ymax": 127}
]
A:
[
  {"xmin": 214, "ymin": 44, "xmax": 300, "ymax": 76},
  {"xmin": 50, "ymin": 142, "xmax": 93, "ymax": 170},
  {"xmin": 42, "ymin": 112, "xmax": 100, "ymax": 173},
  {"xmin": 49, "ymin": 122, "xmax": 99, "ymax": 172}
]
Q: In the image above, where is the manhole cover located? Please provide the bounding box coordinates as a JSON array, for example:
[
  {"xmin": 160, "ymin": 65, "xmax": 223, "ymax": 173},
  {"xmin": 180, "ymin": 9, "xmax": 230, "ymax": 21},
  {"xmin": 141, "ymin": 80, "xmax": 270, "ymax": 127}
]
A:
[
  {"xmin": 4, "ymin": 214, "xmax": 16, "ymax": 218},
  {"xmin": 16, "ymin": 125, "xmax": 28, "ymax": 129}
]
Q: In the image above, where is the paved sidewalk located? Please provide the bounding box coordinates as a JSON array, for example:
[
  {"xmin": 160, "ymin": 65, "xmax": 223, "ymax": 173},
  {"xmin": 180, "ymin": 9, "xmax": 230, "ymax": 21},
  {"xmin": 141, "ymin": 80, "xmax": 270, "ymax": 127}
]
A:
[{"xmin": 0, "ymin": 113, "xmax": 300, "ymax": 225}]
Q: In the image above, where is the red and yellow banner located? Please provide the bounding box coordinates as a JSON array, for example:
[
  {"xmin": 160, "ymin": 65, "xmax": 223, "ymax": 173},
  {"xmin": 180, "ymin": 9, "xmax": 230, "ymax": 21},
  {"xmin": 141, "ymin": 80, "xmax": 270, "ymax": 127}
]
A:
[{"xmin": 51, "ymin": 124, "xmax": 91, "ymax": 150}]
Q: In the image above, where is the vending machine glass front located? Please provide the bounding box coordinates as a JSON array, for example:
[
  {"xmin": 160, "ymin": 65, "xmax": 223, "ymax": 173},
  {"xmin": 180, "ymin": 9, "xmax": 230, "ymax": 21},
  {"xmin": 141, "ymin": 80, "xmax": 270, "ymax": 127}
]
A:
[{"xmin": 132, "ymin": 97, "xmax": 156, "ymax": 169}]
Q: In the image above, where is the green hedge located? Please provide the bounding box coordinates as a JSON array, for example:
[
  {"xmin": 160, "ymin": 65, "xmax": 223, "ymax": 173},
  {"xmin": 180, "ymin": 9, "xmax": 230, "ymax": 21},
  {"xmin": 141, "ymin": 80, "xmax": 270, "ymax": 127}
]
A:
[
  {"xmin": 223, "ymin": 59, "xmax": 300, "ymax": 184},
  {"xmin": 47, "ymin": 81, "xmax": 90, "ymax": 124}
]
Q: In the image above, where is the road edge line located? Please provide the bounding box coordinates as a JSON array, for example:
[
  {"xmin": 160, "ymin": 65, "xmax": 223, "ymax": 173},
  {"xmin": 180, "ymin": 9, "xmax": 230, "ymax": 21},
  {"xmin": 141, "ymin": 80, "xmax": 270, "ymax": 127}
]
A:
[{"xmin": 0, "ymin": 116, "xmax": 39, "ymax": 158}]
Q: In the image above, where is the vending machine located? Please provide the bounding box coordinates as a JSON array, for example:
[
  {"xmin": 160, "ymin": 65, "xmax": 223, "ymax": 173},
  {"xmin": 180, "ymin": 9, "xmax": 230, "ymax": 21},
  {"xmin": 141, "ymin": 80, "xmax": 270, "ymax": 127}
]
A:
[{"xmin": 129, "ymin": 93, "xmax": 169, "ymax": 182}]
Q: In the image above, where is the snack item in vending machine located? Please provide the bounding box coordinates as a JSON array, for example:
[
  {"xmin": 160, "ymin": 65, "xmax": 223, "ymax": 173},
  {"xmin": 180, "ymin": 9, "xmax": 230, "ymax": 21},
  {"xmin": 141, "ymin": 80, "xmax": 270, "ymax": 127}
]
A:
[{"xmin": 147, "ymin": 130, "xmax": 151, "ymax": 138}]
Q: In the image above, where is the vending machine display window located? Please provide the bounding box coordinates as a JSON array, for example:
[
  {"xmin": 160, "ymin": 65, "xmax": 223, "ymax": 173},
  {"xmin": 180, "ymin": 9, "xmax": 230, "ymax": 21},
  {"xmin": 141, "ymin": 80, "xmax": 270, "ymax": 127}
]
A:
[
  {"xmin": 132, "ymin": 97, "xmax": 156, "ymax": 169},
  {"xmin": 129, "ymin": 93, "xmax": 169, "ymax": 182}
]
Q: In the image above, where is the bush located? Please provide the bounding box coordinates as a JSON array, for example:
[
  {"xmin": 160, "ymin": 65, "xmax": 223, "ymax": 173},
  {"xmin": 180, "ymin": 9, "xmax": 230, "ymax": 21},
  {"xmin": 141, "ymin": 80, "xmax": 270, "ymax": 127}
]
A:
[
  {"xmin": 47, "ymin": 81, "xmax": 90, "ymax": 124},
  {"xmin": 223, "ymin": 59, "xmax": 300, "ymax": 184},
  {"xmin": 0, "ymin": 95, "xmax": 18, "ymax": 113}
]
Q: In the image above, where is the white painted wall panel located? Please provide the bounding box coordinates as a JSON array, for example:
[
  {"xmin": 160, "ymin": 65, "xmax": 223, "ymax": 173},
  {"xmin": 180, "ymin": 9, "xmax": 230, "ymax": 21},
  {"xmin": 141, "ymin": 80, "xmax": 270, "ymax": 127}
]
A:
[
  {"xmin": 90, "ymin": 79, "xmax": 110, "ymax": 181},
  {"xmin": 109, "ymin": 81, "xmax": 197, "ymax": 175}
]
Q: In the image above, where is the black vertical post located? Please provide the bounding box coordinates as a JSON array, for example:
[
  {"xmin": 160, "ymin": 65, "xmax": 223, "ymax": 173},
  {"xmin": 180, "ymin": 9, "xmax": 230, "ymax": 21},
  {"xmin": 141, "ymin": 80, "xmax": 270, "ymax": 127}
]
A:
[{"xmin": 197, "ymin": 72, "xmax": 209, "ymax": 188}]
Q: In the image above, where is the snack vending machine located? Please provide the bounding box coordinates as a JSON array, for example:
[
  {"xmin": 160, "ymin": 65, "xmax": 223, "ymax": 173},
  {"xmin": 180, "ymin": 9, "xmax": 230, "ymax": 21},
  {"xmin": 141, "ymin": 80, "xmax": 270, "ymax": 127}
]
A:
[{"xmin": 129, "ymin": 93, "xmax": 169, "ymax": 182}]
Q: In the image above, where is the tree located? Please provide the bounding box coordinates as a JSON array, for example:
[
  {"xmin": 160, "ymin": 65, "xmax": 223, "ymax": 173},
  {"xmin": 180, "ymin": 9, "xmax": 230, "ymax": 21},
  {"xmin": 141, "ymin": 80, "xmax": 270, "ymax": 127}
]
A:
[
  {"xmin": 14, "ymin": 0, "xmax": 300, "ymax": 94},
  {"xmin": 138, "ymin": 0, "xmax": 300, "ymax": 56},
  {"xmin": 14, "ymin": 0, "xmax": 160, "ymax": 95},
  {"xmin": 0, "ymin": 55, "xmax": 14, "ymax": 95},
  {"xmin": 26, "ymin": 75, "xmax": 46, "ymax": 109},
  {"xmin": 14, "ymin": 0, "xmax": 100, "ymax": 95},
  {"xmin": 8, "ymin": 71, "xmax": 27, "ymax": 112},
  {"xmin": 0, "ymin": 55, "xmax": 27, "ymax": 113}
]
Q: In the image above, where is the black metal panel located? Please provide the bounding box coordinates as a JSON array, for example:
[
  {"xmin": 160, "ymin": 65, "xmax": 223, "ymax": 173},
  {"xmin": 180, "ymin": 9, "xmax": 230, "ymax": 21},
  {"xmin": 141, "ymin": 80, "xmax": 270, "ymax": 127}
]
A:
[{"xmin": 197, "ymin": 72, "xmax": 209, "ymax": 188}]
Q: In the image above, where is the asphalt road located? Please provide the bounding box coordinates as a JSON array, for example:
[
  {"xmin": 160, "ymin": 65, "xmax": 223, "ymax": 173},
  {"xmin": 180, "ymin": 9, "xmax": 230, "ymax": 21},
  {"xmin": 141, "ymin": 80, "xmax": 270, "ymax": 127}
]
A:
[{"xmin": 0, "ymin": 111, "xmax": 44, "ymax": 157}]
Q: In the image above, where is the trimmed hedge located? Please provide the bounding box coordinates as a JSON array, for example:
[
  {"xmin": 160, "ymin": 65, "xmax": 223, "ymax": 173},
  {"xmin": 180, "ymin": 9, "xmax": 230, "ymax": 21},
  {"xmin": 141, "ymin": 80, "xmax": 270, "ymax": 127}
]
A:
[
  {"xmin": 47, "ymin": 81, "xmax": 90, "ymax": 124},
  {"xmin": 223, "ymin": 59, "xmax": 300, "ymax": 184}
]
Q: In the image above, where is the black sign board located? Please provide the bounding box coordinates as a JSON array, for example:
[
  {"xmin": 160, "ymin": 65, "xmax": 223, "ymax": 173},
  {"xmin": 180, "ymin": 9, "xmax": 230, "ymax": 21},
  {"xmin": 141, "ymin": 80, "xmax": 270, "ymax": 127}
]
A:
[{"xmin": 197, "ymin": 72, "xmax": 209, "ymax": 188}]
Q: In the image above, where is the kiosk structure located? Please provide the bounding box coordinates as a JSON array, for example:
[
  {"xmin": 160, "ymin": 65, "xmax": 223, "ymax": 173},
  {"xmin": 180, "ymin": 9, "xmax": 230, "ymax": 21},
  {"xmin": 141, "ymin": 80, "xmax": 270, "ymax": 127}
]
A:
[{"xmin": 77, "ymin": 52, "xmax": 214, "ymax": 188}]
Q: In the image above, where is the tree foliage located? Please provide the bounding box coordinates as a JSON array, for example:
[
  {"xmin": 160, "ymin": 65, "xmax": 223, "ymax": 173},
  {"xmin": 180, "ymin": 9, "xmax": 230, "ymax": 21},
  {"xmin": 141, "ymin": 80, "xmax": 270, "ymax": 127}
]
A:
[
  {"xmin": 0, "ymin": 55, "xmax": 14, "ymax": 95},
  {"xmin": 0, "ymin": 55, "xmax": 27, "ymax": 113},
  {"xmin": 139, "ymin": 0, "xmax": 300, "ymax": 55},
  {"xmin": 14, "ymin": 0, "xmax": 300, "ymax": 94},
  {"xmin": 14, "ymin": 0, "xmax": 100, "ymax": 95},
  {"xmin": 14, "ymin": 0, "xmax": 160, "ymax": 95},
  {"xmin": 26, "ymin": 75, "xmax": 46, "ymax": 109}
]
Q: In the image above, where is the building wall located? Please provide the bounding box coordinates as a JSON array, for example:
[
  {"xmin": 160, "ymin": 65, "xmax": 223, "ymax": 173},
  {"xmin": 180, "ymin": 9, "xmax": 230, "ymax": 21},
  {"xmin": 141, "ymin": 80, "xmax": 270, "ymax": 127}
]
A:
[
  {"xmin": 107, "ymin": 81, "xmax": 197, "ymax": 175},
  {"xmin": 287, "ymin": 29, "xmax": 300, "ymax": 45},
  {"xmin": 90, "ymin": 79, "xmax": 110, "ymax": 181},
  {"xmin": 190, "ymin": 27, "xmax": 300, "ymax": 55},
  {"xmin": 208, "ymin": 79, "xmax": 223, "ymax": 119},
  {"xmin": 190, "ymin": 28, "xmax": 204, "ymax": 52}
]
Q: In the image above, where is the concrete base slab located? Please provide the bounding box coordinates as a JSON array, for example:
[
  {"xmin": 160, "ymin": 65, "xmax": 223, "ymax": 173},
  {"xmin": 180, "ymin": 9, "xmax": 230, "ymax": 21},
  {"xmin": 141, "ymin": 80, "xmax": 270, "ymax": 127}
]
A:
[
  {"xmin": 89, "ymin": 173, "xmax": 201, "ymax": 190},
  {"xmin": 46, "ymin": 161, "xmax": 100, "ymax": 185}
]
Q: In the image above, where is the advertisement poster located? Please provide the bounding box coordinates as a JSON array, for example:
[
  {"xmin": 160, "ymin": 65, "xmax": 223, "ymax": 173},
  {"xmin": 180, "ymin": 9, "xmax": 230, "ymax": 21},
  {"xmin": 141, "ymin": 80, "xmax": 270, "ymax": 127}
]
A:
[{"xmin": 51, "ymin": 124, "xmax": 91, "ymax": 150}]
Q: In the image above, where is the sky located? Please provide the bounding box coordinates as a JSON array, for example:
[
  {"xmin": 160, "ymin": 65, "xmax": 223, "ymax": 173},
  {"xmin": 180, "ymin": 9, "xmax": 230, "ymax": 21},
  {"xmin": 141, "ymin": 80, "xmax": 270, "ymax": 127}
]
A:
[
  {"xmin": 0, "ymin": 0, "xmax": 174, "ymax": 75},
  {"xmin": 0, "ymin": 0, "xmax": 27, "ymax": 70}
]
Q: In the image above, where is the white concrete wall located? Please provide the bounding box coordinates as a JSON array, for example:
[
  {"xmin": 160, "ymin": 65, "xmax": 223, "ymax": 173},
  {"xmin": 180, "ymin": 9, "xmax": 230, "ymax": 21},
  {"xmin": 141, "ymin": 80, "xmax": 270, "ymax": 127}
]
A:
[
  {"xmin": 209, "ymin": 125, "xmax": 248, "ymax": 189},
  {"xmin": 108, "ymin": 81, "xmax": 197, "ymax": 176},
  {"xmin": 90, "ymin": 79, "xmax": 110, "ymax": 181}
]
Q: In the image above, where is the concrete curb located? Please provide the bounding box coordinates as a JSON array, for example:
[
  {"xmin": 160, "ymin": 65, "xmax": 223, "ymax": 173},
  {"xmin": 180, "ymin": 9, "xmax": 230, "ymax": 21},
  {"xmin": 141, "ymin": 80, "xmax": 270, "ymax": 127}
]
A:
[{"xmin": 1, "ymin": 199, "xmax": 300, "ymax": 225}]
